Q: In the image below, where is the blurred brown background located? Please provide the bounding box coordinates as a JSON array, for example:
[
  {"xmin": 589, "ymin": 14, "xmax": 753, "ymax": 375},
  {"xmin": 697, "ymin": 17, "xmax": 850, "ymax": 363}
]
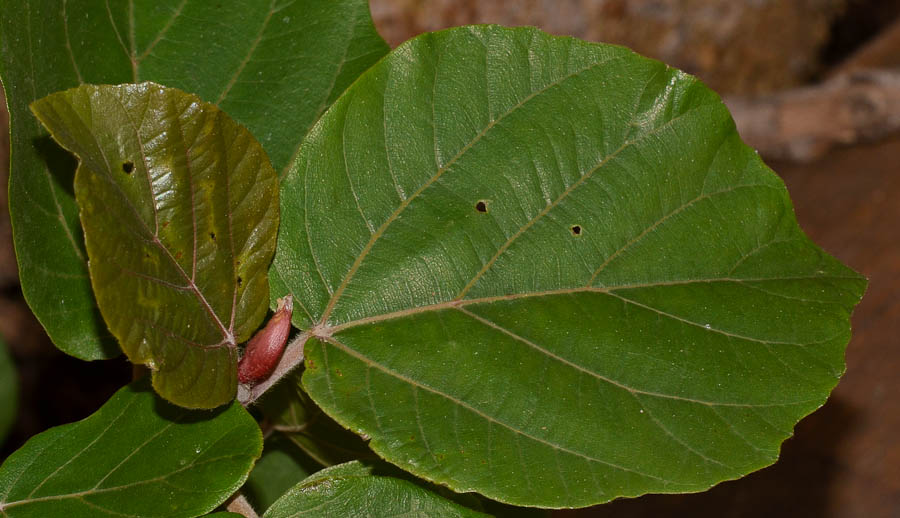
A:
[{"xmin": 2, "ymin": 1, "xmax": 899, "ymax": 516}]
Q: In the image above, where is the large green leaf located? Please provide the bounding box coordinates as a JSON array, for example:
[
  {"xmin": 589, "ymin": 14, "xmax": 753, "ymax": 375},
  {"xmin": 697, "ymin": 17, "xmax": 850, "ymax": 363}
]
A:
[
  {"xmin": 0, "ymin": 0, "xmax": 388, "ymax": 359},
  {"xmin": 0, "ymin": 380, "xmax": 262, "ymax": 517},
  {"xmin": 271, "ymin": 26, "xmax": 866, "ymax": 507},
  {"xmin": 31, "ymin": 82, "xmax": 279, "ymax": 408},
  {"xmin": 263, "ymin": 461, "xmax": 489, "ymax": 518},
  {"xmin": 0, "ymin": 337, "xmax": 17, "ymax": 445}
]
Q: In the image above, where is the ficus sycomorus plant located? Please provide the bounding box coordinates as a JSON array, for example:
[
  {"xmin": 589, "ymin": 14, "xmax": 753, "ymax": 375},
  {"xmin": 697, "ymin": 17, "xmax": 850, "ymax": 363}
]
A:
[{"xmin": 0, "ymin": 1, "xmax": 865, "ymax": 516}]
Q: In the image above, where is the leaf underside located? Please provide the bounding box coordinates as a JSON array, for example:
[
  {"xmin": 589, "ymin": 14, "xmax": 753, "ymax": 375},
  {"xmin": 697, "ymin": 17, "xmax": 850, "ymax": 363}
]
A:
[
  {"xmin": 31, "ymin": 83, "xmax": 279, "ymax": 409},
  {"xmin": 0, "ymin": 0, "xmax": 388, "ymax": 359},
  {"xmin": 271, "ymin": 26, "xmax": 866, "ymax": 507},
  {"xmin": 0, "ymin": 380, "xmax": 262, "ymax": 518}
]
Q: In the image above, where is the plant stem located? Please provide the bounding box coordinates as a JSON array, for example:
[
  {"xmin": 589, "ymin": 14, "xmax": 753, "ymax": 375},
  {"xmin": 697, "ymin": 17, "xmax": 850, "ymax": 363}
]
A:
[{"xmin": 225, "ymin": 493, "xmax": 259, "ymax": 518}]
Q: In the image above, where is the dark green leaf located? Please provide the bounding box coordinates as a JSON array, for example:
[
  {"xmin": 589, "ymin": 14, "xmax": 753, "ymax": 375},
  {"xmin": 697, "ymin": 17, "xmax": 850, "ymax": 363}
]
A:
[
  {"xmin": 243, "ymin": 434, "xmax": 318, "ymax": 514},
  {"xmin": 0, "ymin": 0, "xmax": 388, "ymax": 359},
  {"xmin": 30, "ymin": 82, "xmax": 278, "ymax": 409},
  {"xmin": 272, "ymin": 26, "xmax": 867, "ymax": 507},
  {"xmin": 0, "ymin": 337, "xmax": 17, "ymax": 445},
  {"xmin": 263, "ymin": 461, "xmax": 490, "ymax": 518},
  {"xmin": 258, "ymin": 372, "xmax": 375, "ymax": 467},
  {"xmin": 0, "ymin": 380, "xmax": 262, "ymax": 517}
]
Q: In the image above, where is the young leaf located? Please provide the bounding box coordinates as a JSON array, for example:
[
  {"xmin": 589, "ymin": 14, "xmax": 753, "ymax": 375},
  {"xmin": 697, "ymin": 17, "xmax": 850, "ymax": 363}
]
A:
[
  {"xmin": 0, "ymin": 380, "xmax": 262, "ymax": 517},
  {"xmin": 30, "ymin": 82, "xmax": 279, "ymax": 409},
  {"xmin": 263, "ymin": 461, "xmax": 490, "ymax": 518},
  {"xmin": 0, "ymin": 337, "xmax": 17, "ymax": 445},
  {"xmin": 272, "ymin": 26, "xmax": 867, "ymax": 507},
  {"xmin": 0, "ymin": 0, "xmax": 388, "ymax": 359}
]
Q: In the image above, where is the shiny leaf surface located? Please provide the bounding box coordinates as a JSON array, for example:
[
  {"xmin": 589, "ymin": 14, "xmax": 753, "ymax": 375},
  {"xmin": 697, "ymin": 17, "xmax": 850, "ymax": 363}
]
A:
[
  {"xmin": 0, "ymin": 380, "xmax": 262, "ymax": 517},
  {"xmin": 0, "ymin": 0, "xmax": 388, "ymax": 359},
  {"xmin": 31, "ymin": 82, "xmax": 279, "ymax": 408},
  {"xmin": 272, "ymin": 26, "xmax": 867, "ymax": 507}
]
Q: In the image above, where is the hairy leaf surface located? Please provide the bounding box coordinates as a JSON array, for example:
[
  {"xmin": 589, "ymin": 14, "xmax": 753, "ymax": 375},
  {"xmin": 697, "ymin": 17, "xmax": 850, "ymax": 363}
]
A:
[
  {"xmin": 272, "ymin": 26, "xmax": 867, "ymax": 507},
  {"xmin": 263, "ymin": 461, "xmax": 489, "ymax": 518},
  {"xmin": 0, "ymin": 0, "xmax": 388, "ymax": 359},
  {"xmin": 31, "ymin": 83, "xmax": 278, "ymax": 408},
  {"xmin": 0, "ymin": 380, "xmax": 262, "ymax": 517}
]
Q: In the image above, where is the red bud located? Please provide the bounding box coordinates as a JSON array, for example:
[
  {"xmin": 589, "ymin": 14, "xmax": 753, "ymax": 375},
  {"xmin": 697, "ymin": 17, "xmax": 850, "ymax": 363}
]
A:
[{"xmin": 238, "ymin": 295, "xmax": 293, "ymax": 384}]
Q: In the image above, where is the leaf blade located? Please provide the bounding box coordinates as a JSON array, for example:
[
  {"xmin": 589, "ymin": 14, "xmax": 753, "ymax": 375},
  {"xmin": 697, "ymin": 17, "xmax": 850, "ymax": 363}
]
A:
[
  {"xmin": 0, "ymin": 0, "xmax": 388, "ymax": 358},
  {"xmin": 0, "ymin": 380, "xmax": 262, "ymax": 518},
  {"xmin": 273, "ymin": 26, "xmax": 866, "ymax": 507},
  {"xmin": 30, "ymin": 82, "xmax": 279, "ymax": 408},
  {"xmin": 262, "ymin": 461, "xmax": 490, "ymax": 518}
]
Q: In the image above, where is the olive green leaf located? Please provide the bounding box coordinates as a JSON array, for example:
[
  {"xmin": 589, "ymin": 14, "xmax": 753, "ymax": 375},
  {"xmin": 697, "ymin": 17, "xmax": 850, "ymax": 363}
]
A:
[
  {"xmin": 0, "ymin": 0, "xmax": 388, "ymax": 359},
  {"xmin": 263, "ymin": 461, "xmax": 490, "ymax": 518},
  {"xmin": 0, "ymin": 337, "xmax": 17, "ymax": 445},
  {"xmin": 31, "ymin": 82, "xmax": 279, "ymax": 408},
  {"xmin": 0, "ymin": 380, "xmax": 262, "ymax": 517},
  {"xmin": 272, "ymin": 26, "xmax": 866, "ymax": 507}
]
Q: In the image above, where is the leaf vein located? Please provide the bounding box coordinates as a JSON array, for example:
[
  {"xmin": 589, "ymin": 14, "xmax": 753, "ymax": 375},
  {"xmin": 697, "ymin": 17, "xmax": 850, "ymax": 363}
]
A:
[
  {"xmin": 322, "ymin": 336, "xmax": 675, "ymax": 484},
  {"xmin": 632, "ymin": 393, "xmax": 730, "ymax": 469},
  {"xmin": 25, "ymin": 396, "xmax": 140, "ymax": 499},
  {"xmin": 607, "ymin": 291, "xmax": 828, "ymax": 347},
  {"xmin": 216, "ymin": 0, "xmax": 277, "ymax": 105},
  {"xmin": 61, "ymin": 0, "xmax": 83, "ymax": 83},
  {"xmin": 320, "ymin": 54, "xmax": 629, "ymax": 323},
  {"xmin": 453, "ymin": 306, "xmax": 799, "ymax": 408},
  {"xmin": 135, "ymin": 0, "xmax": 188, "ymax": 63}
]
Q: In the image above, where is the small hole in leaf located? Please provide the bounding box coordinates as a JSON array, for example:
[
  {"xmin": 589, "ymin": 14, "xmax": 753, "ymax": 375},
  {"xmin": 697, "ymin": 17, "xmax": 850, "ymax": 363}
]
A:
[
  {"xmin": 475, "ymin": 200, "xmax": 488, "ymax": 213},
  {"xmin": 209, "ymin": 232, "xmax": 216, "ymax": 242},
  {"xmin": 122, "ymin": 161, "xmax": 134, "ymax": 174},
  {"xmin": 570, "ymin": 225, "xmax": 582, "ymax": 236},
  {"xmin": 236, "ymin": 276, "xmax": 243, "ymax": 287}
]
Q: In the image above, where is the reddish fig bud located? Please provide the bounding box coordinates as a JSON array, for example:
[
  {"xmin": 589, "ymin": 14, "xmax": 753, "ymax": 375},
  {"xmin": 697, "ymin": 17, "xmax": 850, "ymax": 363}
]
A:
[{"xmin": 238, "ymin": 295, "xmax": 293, "ymax": 384}]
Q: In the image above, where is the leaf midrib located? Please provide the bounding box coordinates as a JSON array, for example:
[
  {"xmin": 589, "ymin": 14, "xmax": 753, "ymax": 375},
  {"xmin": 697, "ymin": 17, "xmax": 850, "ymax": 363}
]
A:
[
  {"xmin": 315, "ymin": 53, "xmax": 631, "ymax": 326},
  {"xmin": 319, "ymin": 336, "xmax": 680, "ymax": 486},
  {"xmin": 324, "ymin": 274, "xmax": 857, "ymax": 336},
  {"xmin": 1, "ymin": 399, "xmax": 245, "ymax": 512},
  {"xmin": 0, "ymin": 455, "xmax": 245, "ymax": 511},
  {"xmin": 80, "ymin": 89, "xmax": 236, "ymax": 347}
]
